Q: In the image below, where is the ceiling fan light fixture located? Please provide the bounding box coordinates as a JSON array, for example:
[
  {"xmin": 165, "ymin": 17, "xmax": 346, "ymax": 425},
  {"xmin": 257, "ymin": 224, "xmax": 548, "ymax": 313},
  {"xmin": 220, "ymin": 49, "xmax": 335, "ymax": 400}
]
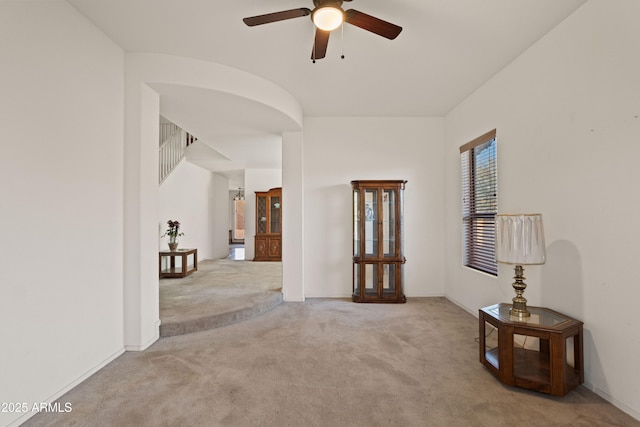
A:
[{"xmin": 312, "ymin": 6, "xmax": 343, "ymax": 31}]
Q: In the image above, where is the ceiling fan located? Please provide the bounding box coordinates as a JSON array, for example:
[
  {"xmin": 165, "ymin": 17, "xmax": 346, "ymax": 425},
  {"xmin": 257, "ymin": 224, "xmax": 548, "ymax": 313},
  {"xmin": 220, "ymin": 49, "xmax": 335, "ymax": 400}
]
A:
[{"xmin": 242, "ymin": 0, "xmax": 402, "ymax": 61}]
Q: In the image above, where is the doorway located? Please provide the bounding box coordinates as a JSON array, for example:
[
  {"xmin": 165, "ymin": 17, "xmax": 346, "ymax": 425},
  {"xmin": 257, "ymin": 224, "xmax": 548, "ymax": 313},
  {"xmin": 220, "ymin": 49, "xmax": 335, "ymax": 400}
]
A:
[
  {"xmin": 232, "ymin": 199, "xmax": 245, "ymax": 242},
  {"xmin": 230, "ymin": 198, "xmax": 245, "ymax": 260}
]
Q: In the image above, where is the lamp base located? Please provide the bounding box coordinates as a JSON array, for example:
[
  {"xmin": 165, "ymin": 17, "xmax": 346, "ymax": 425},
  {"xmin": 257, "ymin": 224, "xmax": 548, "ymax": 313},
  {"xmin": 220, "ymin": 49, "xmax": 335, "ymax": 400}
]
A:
[
  {"xmin": 510, "ymin": 265, "xmax": 530, "ymax": 318},
  {"xmin": 509, "ymin": 305, "xmax": 530, "ymax": 318}
]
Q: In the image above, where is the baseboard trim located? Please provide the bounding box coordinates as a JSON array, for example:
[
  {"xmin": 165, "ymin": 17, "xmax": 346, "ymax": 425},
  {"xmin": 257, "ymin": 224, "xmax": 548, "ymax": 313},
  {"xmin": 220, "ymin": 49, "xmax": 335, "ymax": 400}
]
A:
[
  {"xmin": 7, "ymin": 347, "xmax": 125, "ymax": 427},
  {"xmin": 444, "ymin": 295, "xmax": 479, "ymax": 318},
  {"xmin": 283, "ymin": 290, "xmax": 305, "ymax": 302},
  {"xmin": 124, "ymin": 320, "xmax": 161, "ymax": 352},
  {"xmin": 582, "ymin": 381, "xmax": 640, "ymax": 421}
]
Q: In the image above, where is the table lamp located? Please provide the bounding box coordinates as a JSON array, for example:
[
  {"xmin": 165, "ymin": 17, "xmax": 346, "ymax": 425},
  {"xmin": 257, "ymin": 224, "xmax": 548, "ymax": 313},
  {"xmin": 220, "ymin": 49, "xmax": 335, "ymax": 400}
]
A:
[{"xmin": 495, "ymin": 214, "xmax": 546, "ymax": 318}]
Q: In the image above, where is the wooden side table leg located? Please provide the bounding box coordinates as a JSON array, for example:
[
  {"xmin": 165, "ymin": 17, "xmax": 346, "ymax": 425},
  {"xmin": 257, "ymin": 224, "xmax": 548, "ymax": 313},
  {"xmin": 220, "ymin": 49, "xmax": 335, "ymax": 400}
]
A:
[
  {"xmin": 499, "ymin": 325, "xmax": 515, "ymax": 385},
  {"xmin": 549, "ymin": 333, "xmax": 564, "ymax": 396},
  {"xmin": 576, "ymin": 326, "xmax": 584, "ymax": 384},
  {"xmin": 479, "ymin": 313, "xmax": 486, "ymax": 364},
  {"xmin": 540, "ymin": 338, "xmax": 550, "ymax": 354},
  {"xmin": 182, "ymin": 253, "xmax": 187, "ymax": 276},
  {"xmin": 193, "ymin": 249, "xmax": 198, "ymax": 271}
]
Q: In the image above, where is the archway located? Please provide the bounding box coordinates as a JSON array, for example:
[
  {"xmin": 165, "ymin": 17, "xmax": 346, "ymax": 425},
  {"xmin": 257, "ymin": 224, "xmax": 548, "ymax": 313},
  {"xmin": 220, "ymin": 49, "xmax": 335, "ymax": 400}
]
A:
[{"xmin": 123, "ymin": 53, "xmax": 304, "ymax": 350}]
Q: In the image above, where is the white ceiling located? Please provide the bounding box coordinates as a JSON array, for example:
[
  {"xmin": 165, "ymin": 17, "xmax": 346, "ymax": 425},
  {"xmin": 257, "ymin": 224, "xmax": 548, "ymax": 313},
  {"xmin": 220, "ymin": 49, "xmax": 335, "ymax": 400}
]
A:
[{"xmin": 67, "ymin": 0, "xmax": 586, "ymax": 187}]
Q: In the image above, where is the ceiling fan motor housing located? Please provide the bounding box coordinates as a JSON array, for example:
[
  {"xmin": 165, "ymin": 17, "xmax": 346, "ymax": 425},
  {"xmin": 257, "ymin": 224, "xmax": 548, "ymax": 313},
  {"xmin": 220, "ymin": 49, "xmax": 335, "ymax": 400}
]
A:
[{"xmin": 313, "ymin": 0, "xmax": 344, "ymax": 7}]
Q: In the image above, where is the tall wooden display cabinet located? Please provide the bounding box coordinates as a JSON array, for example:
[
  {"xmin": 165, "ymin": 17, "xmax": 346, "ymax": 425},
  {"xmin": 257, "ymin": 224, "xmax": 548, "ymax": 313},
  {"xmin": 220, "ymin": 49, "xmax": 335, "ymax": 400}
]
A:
[
  {"xmin": 352, "ymin": 180, "xmax": 407, "ymax": 303},
  {"xmin": 254, "ymin": 187, "xmax": 282, "ymax": 261}
]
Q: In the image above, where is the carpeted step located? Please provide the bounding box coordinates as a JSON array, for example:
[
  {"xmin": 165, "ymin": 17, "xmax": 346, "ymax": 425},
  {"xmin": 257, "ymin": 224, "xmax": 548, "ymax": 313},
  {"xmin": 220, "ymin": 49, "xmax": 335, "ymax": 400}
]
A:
[{"xmin": 160, "ymin": 290, "xmax": 283, "ymax": 337}]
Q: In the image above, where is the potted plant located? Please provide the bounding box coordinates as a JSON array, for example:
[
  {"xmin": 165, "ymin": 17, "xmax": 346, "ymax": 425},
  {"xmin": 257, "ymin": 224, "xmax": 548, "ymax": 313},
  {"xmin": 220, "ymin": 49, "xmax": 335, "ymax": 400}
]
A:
[{"xmin": 163, "ymin": 220, "xmax": 184, "ymax": 251}]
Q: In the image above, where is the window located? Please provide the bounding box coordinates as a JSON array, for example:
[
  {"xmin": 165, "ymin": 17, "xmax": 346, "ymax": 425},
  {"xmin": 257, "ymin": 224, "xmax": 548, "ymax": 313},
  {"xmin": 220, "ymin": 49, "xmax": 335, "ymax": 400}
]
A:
[{"xmin": 460, "ymin": 130, "xmax": 497, "ymax": 275}]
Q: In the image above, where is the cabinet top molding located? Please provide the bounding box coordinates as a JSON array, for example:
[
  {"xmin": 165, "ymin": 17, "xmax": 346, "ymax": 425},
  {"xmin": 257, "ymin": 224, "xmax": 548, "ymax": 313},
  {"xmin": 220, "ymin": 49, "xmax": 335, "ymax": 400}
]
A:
[
  {"xmin": 255, "ymin": 186, "xmax": 282, "ymax": 194},
  {"xmin": 351, "ymin": 180, "xmax": 407, "ymax": 186}
]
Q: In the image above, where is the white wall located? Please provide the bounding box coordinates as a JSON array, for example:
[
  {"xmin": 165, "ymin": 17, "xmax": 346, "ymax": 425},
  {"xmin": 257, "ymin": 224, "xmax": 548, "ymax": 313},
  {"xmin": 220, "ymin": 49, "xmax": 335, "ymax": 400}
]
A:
[
  {"xmin": 123, "ymin": 80, "xmax": 160, "ymax": 351},
  {"xmin": 444, "ymin": 0, "xmax": 640, "ymax": 418},
  {"xmin": 159, "ymin": 160, "xmax": 229, "ymax": 260},
  {"xmin": 302, "ymin": 117, "xmax": 445, "ymax": 298},
  {"xmin": 282, "ymin": 131, "xmax": 305, "ymax": 301},
  {"xmin": 0, "ymin": 2, "xmax": 125, "ymax": 426},
  {"xmin": 244, "ymin": 169, "xmax": 283, "ymax": 261}
]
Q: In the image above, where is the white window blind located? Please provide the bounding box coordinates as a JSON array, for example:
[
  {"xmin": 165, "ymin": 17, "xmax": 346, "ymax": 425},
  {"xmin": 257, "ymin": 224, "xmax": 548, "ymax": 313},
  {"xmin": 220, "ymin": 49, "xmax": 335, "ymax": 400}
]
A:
[{"xmin": 460, "ymin": 130, "xmax": 497, "ymax": 276}]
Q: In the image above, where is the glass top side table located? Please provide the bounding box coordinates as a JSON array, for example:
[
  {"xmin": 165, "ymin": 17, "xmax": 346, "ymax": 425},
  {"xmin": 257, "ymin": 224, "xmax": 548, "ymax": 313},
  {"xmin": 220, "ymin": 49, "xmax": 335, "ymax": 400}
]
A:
[
  {"xmin": 479, "ymin": 303, "xmax": 583, "ymax": 396},
  {"xmin": 487, "ymin": 304, "xmax": 571, "ymax": 327}
]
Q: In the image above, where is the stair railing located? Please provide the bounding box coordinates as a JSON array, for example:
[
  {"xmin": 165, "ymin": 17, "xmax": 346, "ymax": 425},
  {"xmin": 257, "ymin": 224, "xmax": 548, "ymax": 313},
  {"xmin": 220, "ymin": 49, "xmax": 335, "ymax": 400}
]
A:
[
  {"xmin": 159, "ymin": 122, "xmax": 198, "ymax": 184},
  {"xmin": 159, "ymin": 127, "xmax": 186, "ymax": 184},
  {"xmin": 160, "ymin": 123, "xmax": 180, "ymax": 146}
]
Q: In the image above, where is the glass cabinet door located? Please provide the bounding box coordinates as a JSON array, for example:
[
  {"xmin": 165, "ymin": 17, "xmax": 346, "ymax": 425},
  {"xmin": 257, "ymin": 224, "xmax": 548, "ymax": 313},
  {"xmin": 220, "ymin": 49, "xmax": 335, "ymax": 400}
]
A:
[
  {"xmin": 364, "ymin": 264, "xmax": 377, "ymax": 297},
  {"xmin": 353, "ymin": 262, "xmax": 401, "ymax": 299},
  {"xmin": 381, "ymin": 263, "xmax": 397, "ymax": 296},
  {"xmin": 257, "ymin": 196, "xmax": 267, "ymax": 234},
  {"xmin": 399, "ymin": 189, "xmax": 404, "ymax": 258},
  {"xmin": 353, "ymin": 189, "xmax": 360, "ymax": 257},
  {"xmin": 382, "ymin": 189, "xmax": 396, "ymax": 258},
  {"xmin": 270, "ymin": 196, "xmax": 281, "ymax": 234},
  {"xmin": 364, "ymin": 189, "xmax": 378, "ymax": 256}
]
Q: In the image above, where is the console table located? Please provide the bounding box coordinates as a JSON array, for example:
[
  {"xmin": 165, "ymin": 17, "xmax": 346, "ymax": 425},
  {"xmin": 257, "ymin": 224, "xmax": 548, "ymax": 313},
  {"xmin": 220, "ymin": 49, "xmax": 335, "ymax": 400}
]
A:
[
  {"xmin": 159, "ymin": 248, "xmax": 197, "ymax": 278},
  {"xmin": 479, "ymin": 303, "xmax": 583, "ymax": 396}
]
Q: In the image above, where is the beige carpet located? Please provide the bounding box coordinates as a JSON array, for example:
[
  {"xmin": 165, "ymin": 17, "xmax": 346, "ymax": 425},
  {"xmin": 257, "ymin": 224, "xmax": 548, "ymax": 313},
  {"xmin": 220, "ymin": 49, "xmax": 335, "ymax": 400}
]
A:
[
  {"xmin": 159, "ymin": 259, "xmax": 283, "ymax": 336},
  {"xmin": 24, "ymin": 297, "xmax": 638, "ymax": 426}
]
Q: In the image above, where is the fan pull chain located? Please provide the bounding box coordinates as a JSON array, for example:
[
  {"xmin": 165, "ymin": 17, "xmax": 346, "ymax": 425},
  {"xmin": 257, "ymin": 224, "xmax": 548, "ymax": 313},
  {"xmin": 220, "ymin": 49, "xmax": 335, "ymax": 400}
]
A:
[
  {"xmin": 311, "ymin": 23, "xmax": 316, "ymax": 63},
  {"xmin": 341, "ymin": 22, "xmax": 345, "ymax": 59},
  {"xmin": 312, "ymin": 33, "xmax": 316, "ymax": 63}
]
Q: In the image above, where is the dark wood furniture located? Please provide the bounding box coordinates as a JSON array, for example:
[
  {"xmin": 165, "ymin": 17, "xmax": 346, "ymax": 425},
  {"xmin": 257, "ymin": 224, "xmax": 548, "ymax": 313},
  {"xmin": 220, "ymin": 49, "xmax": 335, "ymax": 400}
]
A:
[
  {"xmin": 159, "ymin": 248, "xmax": 198, "ymax": 278},
  {"xmin": 479, "ymin": 303, "xmax": 583, "ymax": 396},
  {"xmin": 351, "ymin": 180, "xmax": 407, "ymax": 303},
  {"xmin": 254, "ymin": 187, "xmax": 282, "ymax": 261}
]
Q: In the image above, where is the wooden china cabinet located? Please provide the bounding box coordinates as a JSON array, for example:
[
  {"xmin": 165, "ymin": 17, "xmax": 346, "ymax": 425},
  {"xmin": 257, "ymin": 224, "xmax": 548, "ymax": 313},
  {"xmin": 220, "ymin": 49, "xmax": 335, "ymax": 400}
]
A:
[
  {"xmin": 254, "ymin": 187, "xmax": 282, "ymax": 261},
  {"xmin": 352, "ymin": 180, "xmax": 407, "ymax": 303}
]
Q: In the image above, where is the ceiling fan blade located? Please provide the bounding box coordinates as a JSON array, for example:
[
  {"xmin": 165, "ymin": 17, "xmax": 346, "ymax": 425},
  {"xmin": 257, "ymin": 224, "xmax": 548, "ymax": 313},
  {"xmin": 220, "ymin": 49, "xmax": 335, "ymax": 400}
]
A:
[
  {"xmin": 344, "ymin": 9, "xmax": 402, "ymax": 40},
  {"xmin": 243, "ymin": 8, "xmax": 311, "ymax": 27},
  {"xmin": 311, "ymin": 29, "xmax": 330, "ymax": 60}
]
